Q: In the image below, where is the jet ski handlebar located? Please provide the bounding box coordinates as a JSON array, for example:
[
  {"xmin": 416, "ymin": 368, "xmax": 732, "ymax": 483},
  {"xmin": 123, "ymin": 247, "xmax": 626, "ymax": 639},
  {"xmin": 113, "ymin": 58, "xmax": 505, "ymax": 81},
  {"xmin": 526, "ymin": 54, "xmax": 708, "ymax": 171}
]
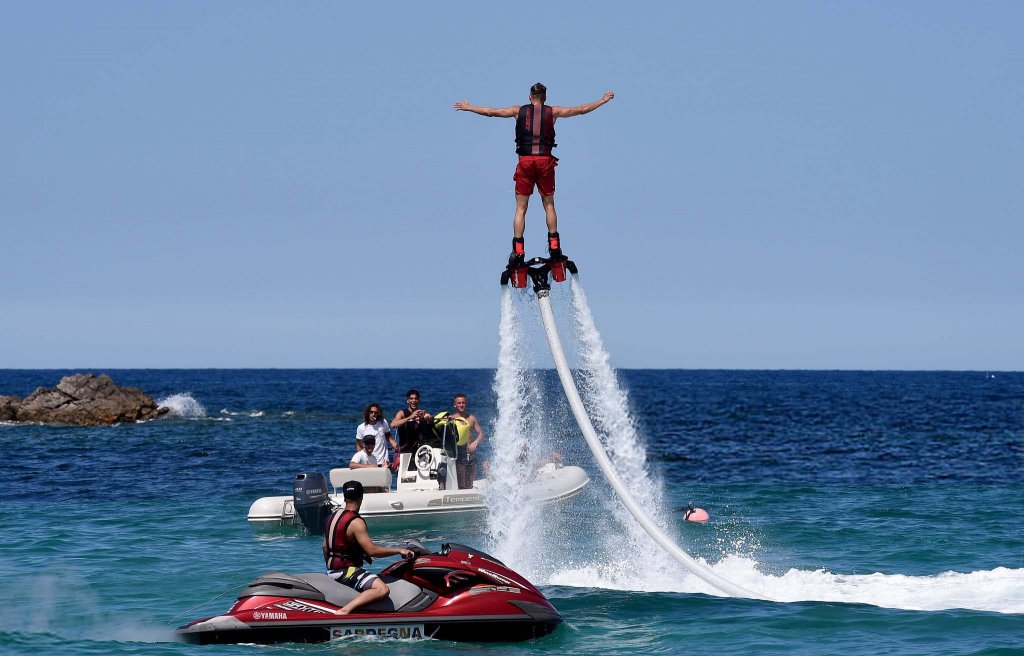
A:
[{"xmin": 404, "ymin": 539, "xmax": 431, "ymax": 558}]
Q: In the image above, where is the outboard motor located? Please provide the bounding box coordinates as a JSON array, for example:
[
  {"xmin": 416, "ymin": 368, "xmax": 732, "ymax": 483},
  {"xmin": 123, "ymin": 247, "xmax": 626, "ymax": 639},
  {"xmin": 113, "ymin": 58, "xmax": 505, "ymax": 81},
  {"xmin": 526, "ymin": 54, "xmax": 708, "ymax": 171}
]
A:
[{"xmin": 292, "ymin": 472, "xmax": 329, "ymax": 535}]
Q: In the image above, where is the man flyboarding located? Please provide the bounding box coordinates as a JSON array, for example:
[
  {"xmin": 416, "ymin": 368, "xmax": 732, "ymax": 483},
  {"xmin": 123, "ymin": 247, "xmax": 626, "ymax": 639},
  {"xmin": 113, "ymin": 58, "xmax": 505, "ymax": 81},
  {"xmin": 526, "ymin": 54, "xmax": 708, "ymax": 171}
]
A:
[{"xmin": 454, "ymin": 83, "xmax": 614, "ymax": 268}]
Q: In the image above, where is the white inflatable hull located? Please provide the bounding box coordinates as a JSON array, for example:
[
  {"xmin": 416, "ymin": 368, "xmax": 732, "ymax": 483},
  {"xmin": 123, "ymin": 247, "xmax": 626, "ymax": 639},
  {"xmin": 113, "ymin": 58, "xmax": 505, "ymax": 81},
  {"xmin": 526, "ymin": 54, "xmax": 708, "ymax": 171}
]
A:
[{"xmin": 248, "ymin": 464, "xmax": 589, "ymax": 526}]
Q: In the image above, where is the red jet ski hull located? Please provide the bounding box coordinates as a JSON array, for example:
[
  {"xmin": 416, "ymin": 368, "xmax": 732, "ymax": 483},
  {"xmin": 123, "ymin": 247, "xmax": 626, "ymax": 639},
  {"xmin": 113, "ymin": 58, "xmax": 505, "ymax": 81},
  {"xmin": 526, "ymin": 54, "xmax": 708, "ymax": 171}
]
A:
[{"xmin": 177, "ymin": 544, "xmax": 560, "ymax": 644}]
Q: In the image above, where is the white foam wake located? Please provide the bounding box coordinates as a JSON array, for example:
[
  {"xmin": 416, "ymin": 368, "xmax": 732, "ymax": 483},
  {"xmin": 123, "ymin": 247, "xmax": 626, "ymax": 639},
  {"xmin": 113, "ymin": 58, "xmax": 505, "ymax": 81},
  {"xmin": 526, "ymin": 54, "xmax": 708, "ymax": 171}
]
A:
[
  {"xmin": 219, "ymin": 408, "xmax": 264, "ymax": 417},
  {"xmin": 550, "ymin": 557, "xmax": 1024, "ymax": 614},
  {"xmin": 157, "ymin": 393, "xmax": 207, "ymax": 418}
]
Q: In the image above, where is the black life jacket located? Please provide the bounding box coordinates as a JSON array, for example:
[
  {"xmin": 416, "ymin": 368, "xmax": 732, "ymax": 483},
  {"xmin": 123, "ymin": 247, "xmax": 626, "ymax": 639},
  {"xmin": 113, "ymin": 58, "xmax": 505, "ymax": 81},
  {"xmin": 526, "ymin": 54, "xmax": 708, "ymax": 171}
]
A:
[
  {"xmin": 396, "ymin": 409, "xmax": 438, "ymax": 454},
  {"xmin": 324, "ymin": 509, "xmax": 371, "ymax": 570},
  {"xmin": 515, "ymin": 103, "xmax": 556, "ymax": 156}
]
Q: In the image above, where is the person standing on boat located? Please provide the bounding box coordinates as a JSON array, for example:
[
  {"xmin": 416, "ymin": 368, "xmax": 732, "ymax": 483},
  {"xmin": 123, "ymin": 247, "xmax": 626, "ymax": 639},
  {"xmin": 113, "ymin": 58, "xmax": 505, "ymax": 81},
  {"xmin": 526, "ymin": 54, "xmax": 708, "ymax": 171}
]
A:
[
  {"xmin": 349, "ymin": 435, "xmax": 379, "ymax": 469},
  {"xmin": 391, "ymin": 389, "xmax": 435, "ymax": 470},
  {"xmin": 435, "ymin": 394, "xmax": 485, "ymax": 489},
  {"xmin": 453, "ymin": 83, "xmax": 615, "ymax": 266},
  {"xmin": 355, "ymin": 403, "xmax": 396, "ymax": 466},
  {"xmin": 323, "ymin": 481, "xmax": 414, "ymax": 615}
]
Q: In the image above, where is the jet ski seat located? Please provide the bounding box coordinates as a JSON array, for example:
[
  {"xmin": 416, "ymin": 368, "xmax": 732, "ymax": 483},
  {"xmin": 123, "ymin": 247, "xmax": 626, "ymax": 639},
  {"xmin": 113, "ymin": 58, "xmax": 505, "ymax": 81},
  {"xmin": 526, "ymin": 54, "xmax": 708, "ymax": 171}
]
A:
[{"xmin": 242, "ymin": 572, "xmax": 436, "ymax": 613}]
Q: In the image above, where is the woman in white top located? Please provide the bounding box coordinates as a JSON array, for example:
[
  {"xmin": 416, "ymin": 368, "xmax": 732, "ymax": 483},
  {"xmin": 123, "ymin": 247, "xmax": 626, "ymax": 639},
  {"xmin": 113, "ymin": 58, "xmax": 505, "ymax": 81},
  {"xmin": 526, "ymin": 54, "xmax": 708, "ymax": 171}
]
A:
[{"xmin": 355, "ymin": 403, "xmax": 397, "ymax": 465}]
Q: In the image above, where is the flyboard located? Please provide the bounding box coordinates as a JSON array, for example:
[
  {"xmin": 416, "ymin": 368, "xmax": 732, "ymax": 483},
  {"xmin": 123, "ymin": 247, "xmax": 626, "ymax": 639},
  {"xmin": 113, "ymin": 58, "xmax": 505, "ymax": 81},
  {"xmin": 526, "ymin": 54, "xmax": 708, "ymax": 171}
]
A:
[{"xmin": 502, "ymin": 255, "xmax": 772, "ymax": 601}]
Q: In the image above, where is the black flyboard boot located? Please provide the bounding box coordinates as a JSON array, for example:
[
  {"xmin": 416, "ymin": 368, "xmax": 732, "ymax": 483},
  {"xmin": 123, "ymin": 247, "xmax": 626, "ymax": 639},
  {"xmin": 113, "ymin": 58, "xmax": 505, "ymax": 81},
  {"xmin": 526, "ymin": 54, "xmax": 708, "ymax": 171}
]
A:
[
  {"xmin": 547, "ymin": 232, "xmax": 568, "ymax": 283},
  {"xmin": 547, "ymin": 232, "xmax": 562, "ymax": 260}
]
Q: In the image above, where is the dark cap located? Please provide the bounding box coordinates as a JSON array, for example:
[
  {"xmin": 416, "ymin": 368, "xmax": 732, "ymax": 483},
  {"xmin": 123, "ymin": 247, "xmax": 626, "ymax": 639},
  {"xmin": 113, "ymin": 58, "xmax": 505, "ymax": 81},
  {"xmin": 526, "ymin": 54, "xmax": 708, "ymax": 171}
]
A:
[{"xmin": 342, "ymin": 480, "xmax": 364, "ymax": 500}]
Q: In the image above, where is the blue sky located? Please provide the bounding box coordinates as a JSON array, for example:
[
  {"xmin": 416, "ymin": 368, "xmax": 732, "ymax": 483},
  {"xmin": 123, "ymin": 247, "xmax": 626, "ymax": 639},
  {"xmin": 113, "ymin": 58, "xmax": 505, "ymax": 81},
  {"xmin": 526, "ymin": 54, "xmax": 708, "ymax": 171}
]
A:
[{"xmin": 2, "ymin": 1, "xmax": 1021, "ymax": 369}]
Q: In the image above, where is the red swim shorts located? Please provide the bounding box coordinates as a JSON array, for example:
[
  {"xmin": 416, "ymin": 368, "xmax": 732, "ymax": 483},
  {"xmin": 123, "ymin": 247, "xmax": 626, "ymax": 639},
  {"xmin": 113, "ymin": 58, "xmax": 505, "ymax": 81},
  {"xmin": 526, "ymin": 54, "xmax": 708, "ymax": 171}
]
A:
[{"xmin": 513, "ymin": 156, "xmax": 557, "ymax": 197}]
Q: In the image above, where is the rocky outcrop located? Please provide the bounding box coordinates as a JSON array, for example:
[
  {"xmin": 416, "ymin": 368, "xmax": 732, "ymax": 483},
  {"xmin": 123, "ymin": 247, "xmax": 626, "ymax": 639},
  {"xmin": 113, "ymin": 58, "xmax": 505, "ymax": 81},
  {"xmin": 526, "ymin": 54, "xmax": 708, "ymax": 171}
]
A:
[
  {"xmin": 0, "ymin": 396, "xmax": 17, "ymax": 422},
  {"xmin": 0, "ymin": 373, "xmax": 169, "ymax": 425}
]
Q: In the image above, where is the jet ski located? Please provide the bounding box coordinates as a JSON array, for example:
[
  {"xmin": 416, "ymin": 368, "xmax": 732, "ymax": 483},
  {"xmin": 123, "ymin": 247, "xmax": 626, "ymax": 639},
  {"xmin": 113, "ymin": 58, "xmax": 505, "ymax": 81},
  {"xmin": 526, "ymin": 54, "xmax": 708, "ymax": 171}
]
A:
[{"xmin": 176, "ymin": 541, "xmax": 560, "ymax": 644}]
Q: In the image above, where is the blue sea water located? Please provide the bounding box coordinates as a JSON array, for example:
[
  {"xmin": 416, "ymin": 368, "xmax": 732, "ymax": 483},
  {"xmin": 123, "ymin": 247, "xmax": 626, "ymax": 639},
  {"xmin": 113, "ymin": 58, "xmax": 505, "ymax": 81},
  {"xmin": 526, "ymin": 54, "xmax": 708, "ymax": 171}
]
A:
[{"xmin": 1, "ymin": 368, "xmax": 1022, "ymax": 655}]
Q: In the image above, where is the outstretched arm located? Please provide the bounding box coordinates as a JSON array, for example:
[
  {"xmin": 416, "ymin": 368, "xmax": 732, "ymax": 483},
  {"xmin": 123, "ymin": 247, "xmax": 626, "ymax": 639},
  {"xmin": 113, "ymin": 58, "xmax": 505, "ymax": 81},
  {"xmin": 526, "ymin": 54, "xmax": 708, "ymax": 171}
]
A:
[
  {"xmin": 454, "ymin": 100, "xmax": 519, "ymax": 118},
  {"xmin": 552, "ymin": 91, "xmax": 615, "ymax": 118}
]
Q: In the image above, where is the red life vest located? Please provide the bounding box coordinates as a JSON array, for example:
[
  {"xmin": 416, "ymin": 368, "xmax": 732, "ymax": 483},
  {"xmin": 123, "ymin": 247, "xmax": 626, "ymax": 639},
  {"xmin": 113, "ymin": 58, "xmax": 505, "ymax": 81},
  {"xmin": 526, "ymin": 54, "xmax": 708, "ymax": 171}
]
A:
[
  {"xmin": 324, "ymin": 509, "xmax": 371, "ymax": 570},
  {"xmin": 515, "ymin": 104, "xmax": 556, "ymax": 156}
]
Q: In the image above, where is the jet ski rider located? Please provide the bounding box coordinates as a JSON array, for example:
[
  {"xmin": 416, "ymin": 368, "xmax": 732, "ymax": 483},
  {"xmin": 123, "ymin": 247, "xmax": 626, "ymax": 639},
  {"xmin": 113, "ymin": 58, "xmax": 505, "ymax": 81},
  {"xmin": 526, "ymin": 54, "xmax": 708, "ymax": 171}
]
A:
[{"xmin": 323, "ymin": 480, "xmax": 414, "ymax": 615}]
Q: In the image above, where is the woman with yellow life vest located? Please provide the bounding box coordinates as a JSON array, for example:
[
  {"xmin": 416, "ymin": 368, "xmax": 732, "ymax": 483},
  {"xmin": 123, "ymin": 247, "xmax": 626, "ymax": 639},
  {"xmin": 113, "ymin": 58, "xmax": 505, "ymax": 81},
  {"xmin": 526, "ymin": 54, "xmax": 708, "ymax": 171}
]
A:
[{"xmin": 433, "ymin": 394, "xmax": 485, "ymax": 489}]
